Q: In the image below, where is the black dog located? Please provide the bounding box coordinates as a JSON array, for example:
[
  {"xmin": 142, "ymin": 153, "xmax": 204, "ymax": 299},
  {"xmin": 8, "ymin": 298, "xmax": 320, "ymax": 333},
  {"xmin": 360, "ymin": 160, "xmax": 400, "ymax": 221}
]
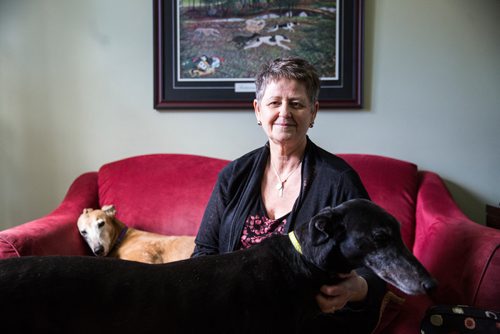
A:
[{"xmin": 0, "ymin": 199, "xmax": 436, "ymax": 333}]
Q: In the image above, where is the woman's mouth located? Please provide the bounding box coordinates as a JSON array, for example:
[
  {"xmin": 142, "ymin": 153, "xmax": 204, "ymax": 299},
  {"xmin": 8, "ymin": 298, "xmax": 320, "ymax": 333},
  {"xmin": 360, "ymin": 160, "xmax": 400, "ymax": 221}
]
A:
[{"xmin": 274, "ymin": 120, "xmax": 296, "ymax": 127}]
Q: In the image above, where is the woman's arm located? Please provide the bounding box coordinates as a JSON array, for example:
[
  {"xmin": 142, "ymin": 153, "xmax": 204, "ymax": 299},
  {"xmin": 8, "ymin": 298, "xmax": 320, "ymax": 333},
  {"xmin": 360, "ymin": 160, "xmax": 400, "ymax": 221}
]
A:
[
  {"xmin": 192, "ymin": 169, "xmax": 230, "ymax": 257},
  {"xmin": 316, "ymin": 271, "xmax": 368, "ymax": 312}
]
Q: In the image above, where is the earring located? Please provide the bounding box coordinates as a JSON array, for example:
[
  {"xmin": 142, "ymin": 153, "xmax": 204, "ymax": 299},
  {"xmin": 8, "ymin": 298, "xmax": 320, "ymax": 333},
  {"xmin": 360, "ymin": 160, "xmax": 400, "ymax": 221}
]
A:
[
  {"xmin": 309, "ymin": 121, "xmax": 314, "ymax": 128},
  {"xmin": 257, "ymin": 120, "xmax": 262, "ymax": 126}
]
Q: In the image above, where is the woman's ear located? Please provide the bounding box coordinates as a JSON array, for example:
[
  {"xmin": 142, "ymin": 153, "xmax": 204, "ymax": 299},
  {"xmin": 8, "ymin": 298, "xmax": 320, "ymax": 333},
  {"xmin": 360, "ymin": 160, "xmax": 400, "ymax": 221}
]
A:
[
  {"xmin": 254, "ymin": 99, "xmax": 261, "ymax": 124},
  {"xmin": 311, "ymin": 101, "xmax": 319, "ymax": 122}
]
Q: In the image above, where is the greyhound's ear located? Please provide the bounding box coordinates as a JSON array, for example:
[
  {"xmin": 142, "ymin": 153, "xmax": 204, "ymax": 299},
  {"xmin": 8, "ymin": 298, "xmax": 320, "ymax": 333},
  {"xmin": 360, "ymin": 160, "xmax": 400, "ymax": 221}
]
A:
[
  {"xmin": 101, "ymin": 205, "xmax": 116, "ymax": 217},
  {"xmin": 82, "ymin": 208, "xmax": 93, "ymax": 214},
  {"xmin": 312, "ymin": 219, "xmax": 331, "ymax": 245},
  {"xmin": 310, "ymin": 208, "xmax": 345, "ymax": 246}
]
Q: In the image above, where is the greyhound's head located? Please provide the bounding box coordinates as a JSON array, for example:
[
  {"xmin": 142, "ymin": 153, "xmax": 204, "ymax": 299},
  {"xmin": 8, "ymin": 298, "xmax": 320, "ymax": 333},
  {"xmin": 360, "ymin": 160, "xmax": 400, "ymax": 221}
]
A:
[
  {"xmin": 77, "ymin": 205, "xmax": 121, "ymax": 257},
  {"xmin": 296, "ymin": 199, "xmax": 437, "ymax": 295}
]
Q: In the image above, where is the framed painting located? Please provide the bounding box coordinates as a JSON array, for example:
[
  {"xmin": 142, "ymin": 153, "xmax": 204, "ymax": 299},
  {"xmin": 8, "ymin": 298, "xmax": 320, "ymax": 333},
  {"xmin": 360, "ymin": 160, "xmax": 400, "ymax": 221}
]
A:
[{"xmin": 153, "ymin": 0, "xmax": 364, "ymax": 110}]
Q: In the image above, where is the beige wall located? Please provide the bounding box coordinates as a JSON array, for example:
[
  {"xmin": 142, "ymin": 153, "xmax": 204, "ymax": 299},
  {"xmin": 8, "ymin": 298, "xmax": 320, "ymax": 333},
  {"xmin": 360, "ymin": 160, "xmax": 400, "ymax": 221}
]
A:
[{"xmin": 1, "ymin": 0, "xmax": 499, "ymax": 230}]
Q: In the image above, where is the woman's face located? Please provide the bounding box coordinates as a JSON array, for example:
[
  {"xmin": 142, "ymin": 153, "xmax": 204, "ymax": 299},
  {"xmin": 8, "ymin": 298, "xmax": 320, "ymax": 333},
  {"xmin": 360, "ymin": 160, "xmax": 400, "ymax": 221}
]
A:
[{"xmin": 254, "ymin": 78, "xmax": 318, "ymax": 147}]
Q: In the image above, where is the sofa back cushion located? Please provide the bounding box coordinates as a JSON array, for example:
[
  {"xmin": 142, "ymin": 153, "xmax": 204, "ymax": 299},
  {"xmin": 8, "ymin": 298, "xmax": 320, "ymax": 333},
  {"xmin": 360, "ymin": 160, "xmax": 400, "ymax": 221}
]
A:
[
  {"xmin": 339, "ymin": 154, "xmax": 418, "ymax": 248},
  {"xmin": 98, "ymin": 154, "xmax": 228, "ymax": 236},
  {"xmin": 97, "ymin": 153, "xmax": 418, "ymax": 248}
]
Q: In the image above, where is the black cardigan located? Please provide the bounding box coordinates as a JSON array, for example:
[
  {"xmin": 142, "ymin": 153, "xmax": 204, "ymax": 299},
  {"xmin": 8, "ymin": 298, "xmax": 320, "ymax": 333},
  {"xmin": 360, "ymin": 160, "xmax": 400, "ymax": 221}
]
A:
[
  {"xmin": 193, "ymin": 138, "xmax": 371, "ymax": 255},
  {"xmin": 193, "ymin": 138, "xmax": 386, "ymax": 330}
]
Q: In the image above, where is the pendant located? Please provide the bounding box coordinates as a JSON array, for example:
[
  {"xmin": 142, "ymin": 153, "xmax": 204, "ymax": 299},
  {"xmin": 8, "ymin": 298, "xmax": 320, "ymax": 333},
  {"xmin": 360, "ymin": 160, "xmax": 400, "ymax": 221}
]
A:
[{"xmin": 276, "ymin": 182, "xmax": 284, "ymax": 197}]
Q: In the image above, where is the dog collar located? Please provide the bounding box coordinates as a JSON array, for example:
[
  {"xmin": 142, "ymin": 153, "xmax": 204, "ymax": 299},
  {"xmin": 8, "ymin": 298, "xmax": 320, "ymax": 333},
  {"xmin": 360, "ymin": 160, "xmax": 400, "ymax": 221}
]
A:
[
  {"xmin": 111, "ymin": 226, "xmax": 128, "ymax": 251},
  {"xmin": 288, "ymin": 231, "xmax": 302, "ymax": 255}
]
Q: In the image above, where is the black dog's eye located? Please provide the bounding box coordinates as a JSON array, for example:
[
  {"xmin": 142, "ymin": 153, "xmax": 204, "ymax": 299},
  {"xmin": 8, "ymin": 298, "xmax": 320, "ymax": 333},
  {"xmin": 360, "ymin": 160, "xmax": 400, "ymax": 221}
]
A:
[
  {"xmin": 97, "ymin": 221, "xmax": 105, "ymax": 228},
  {"xmin": 373, "ymin": 232, "xmax": 389, "ymax": 246}
]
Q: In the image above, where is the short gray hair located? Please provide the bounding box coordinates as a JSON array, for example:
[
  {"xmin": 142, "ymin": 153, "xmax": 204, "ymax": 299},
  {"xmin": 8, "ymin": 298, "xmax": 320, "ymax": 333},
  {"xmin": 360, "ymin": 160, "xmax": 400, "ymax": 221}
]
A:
[{"xmin": 255, "ymin": 57, "xmax": 321, "ymax": 105}]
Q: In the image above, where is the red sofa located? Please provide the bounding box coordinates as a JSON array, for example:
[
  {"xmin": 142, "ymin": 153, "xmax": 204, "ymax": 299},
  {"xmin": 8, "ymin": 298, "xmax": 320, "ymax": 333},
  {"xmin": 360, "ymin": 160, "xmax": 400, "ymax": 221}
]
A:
[{"xmin": 1, "ymin": 153, "xmax": 499, "ymax": 332}]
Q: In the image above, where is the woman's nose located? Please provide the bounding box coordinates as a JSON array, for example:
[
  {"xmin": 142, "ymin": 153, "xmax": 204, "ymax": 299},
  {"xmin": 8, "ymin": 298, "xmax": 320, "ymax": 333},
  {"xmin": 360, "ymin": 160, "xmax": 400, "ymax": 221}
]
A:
[{"xmin": 278, "ymin": 104, "xmax": 291, "ymax": 117}]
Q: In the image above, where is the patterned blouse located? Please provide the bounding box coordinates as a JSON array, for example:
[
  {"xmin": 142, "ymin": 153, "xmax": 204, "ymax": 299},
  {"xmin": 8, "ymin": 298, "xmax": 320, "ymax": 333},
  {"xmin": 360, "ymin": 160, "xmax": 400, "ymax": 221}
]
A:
[{"xmin": 240, "ymin": 198, "xmax": 289, "ymax": 249}]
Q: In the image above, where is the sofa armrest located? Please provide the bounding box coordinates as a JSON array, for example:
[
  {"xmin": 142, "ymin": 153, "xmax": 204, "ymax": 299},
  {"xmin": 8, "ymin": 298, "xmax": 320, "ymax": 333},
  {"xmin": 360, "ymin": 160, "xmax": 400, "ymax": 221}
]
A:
[
  {"xmin": 0, "ymin": 172, "xmax": 99, "ymax": 258},
  {"xmin": 413, "ymin": 171, "xmax": 500, "ymax": 309}
]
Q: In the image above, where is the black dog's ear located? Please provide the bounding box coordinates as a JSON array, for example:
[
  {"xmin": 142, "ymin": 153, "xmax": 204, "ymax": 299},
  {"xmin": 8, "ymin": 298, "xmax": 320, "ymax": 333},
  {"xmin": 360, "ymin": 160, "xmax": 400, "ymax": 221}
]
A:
[
  {"xmin": 312, "ymin": 219, "xmax": 331, "ymax": 245},
  {"xmin": 310, "ymin": 208, "xmax": 345, "ymax": 246}
]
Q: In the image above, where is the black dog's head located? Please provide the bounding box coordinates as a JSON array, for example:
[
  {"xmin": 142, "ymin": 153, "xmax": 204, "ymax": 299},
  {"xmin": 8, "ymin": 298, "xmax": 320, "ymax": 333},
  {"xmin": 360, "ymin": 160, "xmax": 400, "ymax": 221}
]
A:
[{"xmin": 296, "ymin": 199, "xmax": 437, "ymax": 295}]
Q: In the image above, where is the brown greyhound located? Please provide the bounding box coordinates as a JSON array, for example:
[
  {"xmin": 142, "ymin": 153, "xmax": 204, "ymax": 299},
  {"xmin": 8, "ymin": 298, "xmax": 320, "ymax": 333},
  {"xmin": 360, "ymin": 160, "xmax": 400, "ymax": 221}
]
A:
[{"xmin": 77, "ymin": 205, "xmax": 195, "ymax": 264}]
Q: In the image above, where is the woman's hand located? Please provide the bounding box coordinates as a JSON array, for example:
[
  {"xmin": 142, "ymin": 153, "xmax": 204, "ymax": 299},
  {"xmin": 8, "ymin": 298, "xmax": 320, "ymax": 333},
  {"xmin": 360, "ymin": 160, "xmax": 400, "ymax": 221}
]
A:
[{"xmin": 315, "ymin": 271, "xmax": 368, "ymax": 313}]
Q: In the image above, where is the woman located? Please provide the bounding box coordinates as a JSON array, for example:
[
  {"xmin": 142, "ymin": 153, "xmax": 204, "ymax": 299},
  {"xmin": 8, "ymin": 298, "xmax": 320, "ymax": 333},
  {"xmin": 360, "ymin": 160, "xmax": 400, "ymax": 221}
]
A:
[{"xmin": 193, "ymin": 57, "xmax": 386, "ymax": 332}]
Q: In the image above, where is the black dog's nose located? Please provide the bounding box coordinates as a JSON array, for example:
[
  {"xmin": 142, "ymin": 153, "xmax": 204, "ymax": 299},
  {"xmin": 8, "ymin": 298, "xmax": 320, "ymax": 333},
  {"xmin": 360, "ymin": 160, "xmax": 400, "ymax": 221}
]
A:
[
  {"xmin": 93, "ymin": 245, "xmax": 105, "ymax": 256},
  {"xmin": 422, "ymin": 278, "xmax": 438, "ymax": 292}
]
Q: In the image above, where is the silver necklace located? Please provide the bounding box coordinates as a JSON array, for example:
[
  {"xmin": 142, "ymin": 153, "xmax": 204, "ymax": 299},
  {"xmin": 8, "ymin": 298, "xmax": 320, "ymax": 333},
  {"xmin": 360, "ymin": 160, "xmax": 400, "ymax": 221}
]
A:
[{"xmin": 270, "ymin": 160, "xmax": 302, "ymax": 197}]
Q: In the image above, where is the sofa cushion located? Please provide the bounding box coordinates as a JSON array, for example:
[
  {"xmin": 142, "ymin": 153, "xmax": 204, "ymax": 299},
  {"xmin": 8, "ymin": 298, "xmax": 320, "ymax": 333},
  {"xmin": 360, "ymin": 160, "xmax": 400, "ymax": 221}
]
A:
[
  {"xmin": 98, "ymin": 154, "xmax": 228, "ymax": 236},
  {"xmin": 97, "ymin": 153, "xmax": 418, "ymax": 247},
  {"xmin": 339, "ymin": 154, "xmax": 418, "ymax": 249}
]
